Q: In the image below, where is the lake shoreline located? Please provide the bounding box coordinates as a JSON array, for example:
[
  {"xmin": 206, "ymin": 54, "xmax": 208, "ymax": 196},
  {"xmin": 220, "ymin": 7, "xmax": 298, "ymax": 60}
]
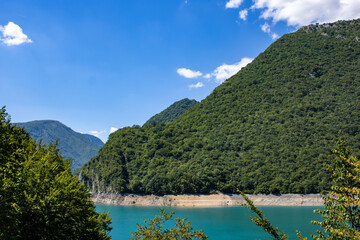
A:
[{"xmin": 91, "ymin": 192, "xmax": 323, "ymax": 207}]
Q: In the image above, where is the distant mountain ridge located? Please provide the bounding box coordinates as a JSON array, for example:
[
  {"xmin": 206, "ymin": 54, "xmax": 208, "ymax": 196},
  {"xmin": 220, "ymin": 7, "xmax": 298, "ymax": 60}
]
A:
[
  {"xmin": 80, "ymin": 19, "xmax": 360, "ymax": 195},
  {"xmin": 17, "ymin": 120, "xmax": 104, "ymax": 171},
  {"xmin": 144, "ymin": 98, "xmax": 198, "ymax": 126}
]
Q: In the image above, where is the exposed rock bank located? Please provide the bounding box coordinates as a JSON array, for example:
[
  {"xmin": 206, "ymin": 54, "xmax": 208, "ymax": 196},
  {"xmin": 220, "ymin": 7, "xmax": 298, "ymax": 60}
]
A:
[{"xmin": 91, "ymin": 193, "xmax": 323, "ymax": 207}]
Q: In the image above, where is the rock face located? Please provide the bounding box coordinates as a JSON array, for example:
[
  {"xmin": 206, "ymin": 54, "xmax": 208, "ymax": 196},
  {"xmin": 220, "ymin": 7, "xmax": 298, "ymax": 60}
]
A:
[{"xmin": 91, "ymin": 193, "xmax": 323, "ymax": 207}]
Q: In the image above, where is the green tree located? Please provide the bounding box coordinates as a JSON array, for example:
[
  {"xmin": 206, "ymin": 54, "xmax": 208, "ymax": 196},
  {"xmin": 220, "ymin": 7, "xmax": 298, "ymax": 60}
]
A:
[
  {"xmin": 241, "ymin": 193, "xmax": 288, "ymax": 240},
  {"xmin": 0, "ymin": 106, "xmax": 112, "ymax": 240},
  {"xmin": 242, "ymin": 138, "xmax": 360, "ymax": 239},
  {"xmin": 310, "ymin": 138, "xmax": 360, "ymax": 239},
  {"xmin": 130, "ymin": 208, "xmax": 208, "ymax": 240}
]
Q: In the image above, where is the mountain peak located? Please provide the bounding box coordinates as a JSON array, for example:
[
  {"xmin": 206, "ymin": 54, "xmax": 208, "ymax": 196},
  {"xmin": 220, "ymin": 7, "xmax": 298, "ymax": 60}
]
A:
[
  {"xmin": 17, "ymin": 120, "xmax": 104, "ymax": 171},
  {"xmin": 144, "ymin": 98, "xmax": 198, "ymax": 126}
]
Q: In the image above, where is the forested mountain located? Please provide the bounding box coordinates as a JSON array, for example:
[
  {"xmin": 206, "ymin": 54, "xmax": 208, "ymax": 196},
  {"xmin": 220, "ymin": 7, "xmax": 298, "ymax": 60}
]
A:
[
  {"xmin": 18, "ymin": 120, "xmax": 104, "ymax": 171},
  {"xmin": 80, "ymin": 19, "xmax": 360, "ymax": 195},
  {"xmin": 144, "ymin": 98, "xmax": 198, "ymax": 126}
]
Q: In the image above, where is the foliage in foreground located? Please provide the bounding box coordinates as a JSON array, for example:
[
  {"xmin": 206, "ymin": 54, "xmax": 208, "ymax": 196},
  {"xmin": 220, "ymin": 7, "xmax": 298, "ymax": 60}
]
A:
[
  {"xmin": 0, "ymin": 106, "xmax": 112, "ymax": 240},
  {"xmin": 310, "ymin": 138, "xmax": 360, "ymax": 239},
  {"xmin": 241, "ymin": 193, "xmax": 288, "ymax": 240},
  {"xmin": 242, "ymin": 138, "xmax": 360, "ymax": 239},
  {"xmin": 130, "ymin": 208, "xmax": 208, "ymax": 240}
]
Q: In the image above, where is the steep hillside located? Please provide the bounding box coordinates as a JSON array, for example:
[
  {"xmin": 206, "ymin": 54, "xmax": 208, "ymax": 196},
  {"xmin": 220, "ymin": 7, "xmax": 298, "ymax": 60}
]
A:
[
  {"xmin": 144, "ymin": 98, "xmax": 198, "ymax": 126},
  {"xmin": 18, "ymin": 120, "xmax": 104, "ymax": 171},
  {"xmin": 80, "ymin": 19, "xmax": 360, "ymax": 195}
]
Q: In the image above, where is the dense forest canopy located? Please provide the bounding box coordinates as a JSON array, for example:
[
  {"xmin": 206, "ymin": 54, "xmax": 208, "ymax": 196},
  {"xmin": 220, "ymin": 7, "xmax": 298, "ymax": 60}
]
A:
[
  {"xmin": 79, "ymin": 19, "xmax": 360, "ymax": 195},
  {"xmin": 18, "ymin": 120, "xmax": 104, "ymax": 171}
]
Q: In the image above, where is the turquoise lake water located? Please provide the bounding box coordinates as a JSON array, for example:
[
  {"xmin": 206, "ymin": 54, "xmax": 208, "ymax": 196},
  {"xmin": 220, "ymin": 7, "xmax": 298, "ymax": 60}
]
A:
[{"xmin": 96, "ymin": 204, "xmax": 322, "ymax": 239}]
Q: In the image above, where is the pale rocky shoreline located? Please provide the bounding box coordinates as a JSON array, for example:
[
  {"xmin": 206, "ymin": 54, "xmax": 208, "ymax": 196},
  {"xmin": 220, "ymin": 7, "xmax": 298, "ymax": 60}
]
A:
[{"xmin": 91, "ymin": 193, "xmax": 323, "ymax": 207}]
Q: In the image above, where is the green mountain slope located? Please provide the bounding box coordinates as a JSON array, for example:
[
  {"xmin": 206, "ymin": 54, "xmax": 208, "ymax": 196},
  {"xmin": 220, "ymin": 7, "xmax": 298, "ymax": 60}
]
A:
[
  {"xmin": 18, "ymin": 120, "xmax": 104, "ymax": 171},
  {"xmin": 80, "ymin": 19, "xmax": 360, "ymax": 195},
  {"xmin": 144, "ymin": 98, "xmax": 198, "ymax": 126}
]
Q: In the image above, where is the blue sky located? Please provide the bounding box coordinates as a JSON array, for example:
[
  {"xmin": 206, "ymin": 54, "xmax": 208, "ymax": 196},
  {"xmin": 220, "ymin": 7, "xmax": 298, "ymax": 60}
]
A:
[{"xmin": 1, "ymin": 0, "xmax": 359, "ymax": 142}]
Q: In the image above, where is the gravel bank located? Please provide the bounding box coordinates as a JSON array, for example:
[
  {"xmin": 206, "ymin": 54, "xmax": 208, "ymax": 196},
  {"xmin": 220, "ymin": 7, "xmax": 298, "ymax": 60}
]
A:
[{"xmin": 91, "ymin": 193, "xmax": 323, "ymax": 207}]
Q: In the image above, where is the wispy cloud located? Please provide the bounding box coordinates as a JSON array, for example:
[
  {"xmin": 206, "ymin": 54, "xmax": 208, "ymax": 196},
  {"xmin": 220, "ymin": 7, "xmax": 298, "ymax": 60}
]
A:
[
  {"xmin": 0, "ymin": 22, "xmax": 32, "ymax": 46},
  {"xmin": 88, "ymin": 130, "xmax": 106, "ymax": 138},
  {"xmin": 203, "ymin": 73, "xmax": 211, "ymax": 79},
  {"xmin": 260, "ymin": 22, "xmax": 280, "ymax": 39},
  {"xmin": 206, "ymin": 57, "xmax": 253, "ymax": 83},
  {"xmin": 239, "ymin": 9, "xmax": 248, "ymax": 20},
  {"xmin": 271, "ymin": 33, "xmax": 279, "ymax": 40},
  {"xmin": 261, "ymin": 22, "xmax": 271, "ymax": 33},
  {"xmin": 110, "ymin": 127, "xmax": 118, "ymax": 134},
  {"xmin": 189, "ymin": 82, "xmax": 204, "ymax": 89},
  {"xmin": 225, "ymin": 0, "xmax": 244, "ymax": 9},
  {"xmin": 177, "ymin": 68, "xmax": 203, "ymax": 78}
]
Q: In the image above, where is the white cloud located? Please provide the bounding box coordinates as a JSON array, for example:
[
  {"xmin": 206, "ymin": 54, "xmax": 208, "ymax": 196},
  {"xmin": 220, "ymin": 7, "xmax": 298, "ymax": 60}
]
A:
[
  {"xmin": 203, "ymin": 73, "xmax": 211, "ymax": 79},
  {"xmin": 252, "ymin": 0, "xmax": 360, "ymax": 27},
  {"xmin": 189, "ymin": 82, "xmax": 204, "ymax": 89},
  {"xmin": 207, "ymin": 57, "xmax": 253, "ymax": 83},
  {"xmin": 177, "ymin": 68, "xmax": 203, "ymax": 78},
  {"xmin": 110, "ymin": 127, "xmax": 118, "ymax": 134},
  {"xmin": 260, "ymin": 22, "xmax": 280, "ymax": 39},
  {"xmin": 261, "ymin": 22, "xmax": 271, "ymax": 33},
  {"xmin": 0, "ymin": 22, "xmax": 32, "ymax": 46},
  {"xmin": 271, "ymin": 33, "xmax": 279, "ymax": 39},
  {"xmin": 89, "ymin": 130, "xmax": 106, "ymax": 138},
  {"xmin": 239, "ymin": 9, "xmax": 248, "ymax": 20},
  {"xmin": 226, "ymin": 0, "xmax": 244, "ymax": 8}
]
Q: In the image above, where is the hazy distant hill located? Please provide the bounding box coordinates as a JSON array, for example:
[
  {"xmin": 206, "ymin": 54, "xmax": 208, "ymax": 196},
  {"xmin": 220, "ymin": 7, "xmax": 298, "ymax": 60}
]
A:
[
  {"xmin": 18, "ymin": 120, "xmax": 103, "ymax": 171},
  {"xmin": 80, "ymin": 19, "xmax": 360, "ymax": 195},
  {"xmin": 144, "ymin": 98, "xmax": 198, "ymax": 126}
]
